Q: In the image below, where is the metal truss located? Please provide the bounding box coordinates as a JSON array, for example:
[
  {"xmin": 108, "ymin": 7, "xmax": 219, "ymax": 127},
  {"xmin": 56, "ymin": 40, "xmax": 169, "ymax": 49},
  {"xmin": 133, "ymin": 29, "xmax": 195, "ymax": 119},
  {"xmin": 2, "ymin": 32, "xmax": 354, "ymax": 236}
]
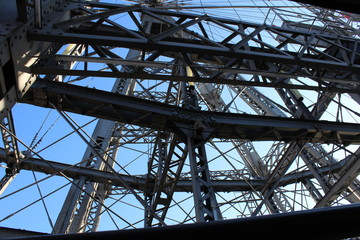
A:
[
  {"xmin": 0, "ymin": 0, "xmax": 360, "ymax": 237},
  {"xmin": 29, "ymin": 10, "xmax": 360, "ymax": 94}
]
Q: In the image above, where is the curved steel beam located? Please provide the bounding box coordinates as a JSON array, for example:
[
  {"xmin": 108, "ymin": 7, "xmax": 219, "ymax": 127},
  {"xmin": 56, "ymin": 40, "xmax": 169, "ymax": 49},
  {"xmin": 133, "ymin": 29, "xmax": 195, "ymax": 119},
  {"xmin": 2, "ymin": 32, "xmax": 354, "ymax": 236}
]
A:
[{"xmin": 21, "ymin": 79, "xmax": 360, "ymax": 144}]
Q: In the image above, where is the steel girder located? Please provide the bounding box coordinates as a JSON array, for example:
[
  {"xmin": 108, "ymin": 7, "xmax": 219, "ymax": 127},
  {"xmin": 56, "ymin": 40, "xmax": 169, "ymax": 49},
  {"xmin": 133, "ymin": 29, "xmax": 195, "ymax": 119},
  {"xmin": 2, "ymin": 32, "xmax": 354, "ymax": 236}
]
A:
[
  {"xmin": 52, "ymin": 118, "xmax": 119, "ymax": 234},
  {"xmin": 20, "ymin": 76, "xmax": 360, "ymax": 216},
  {"xmin": 0, "ymin": 148, "xmax": 349, "ymax": 193},
  {"xmin": 20, "ymin": 79, "xmax": 360, "ymax": 144},
  {"xmin": 187, "ymin": 130, "xmax": 222, "ymax": 222}
]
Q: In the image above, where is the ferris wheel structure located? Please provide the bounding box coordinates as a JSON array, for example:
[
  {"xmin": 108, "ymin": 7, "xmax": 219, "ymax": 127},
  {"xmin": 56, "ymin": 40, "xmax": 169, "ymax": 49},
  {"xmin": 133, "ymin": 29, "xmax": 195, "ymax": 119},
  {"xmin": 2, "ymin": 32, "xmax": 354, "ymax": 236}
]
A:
[{"xmin": 0, "ymin": 0, "xmax": 360, "ymax": 238}]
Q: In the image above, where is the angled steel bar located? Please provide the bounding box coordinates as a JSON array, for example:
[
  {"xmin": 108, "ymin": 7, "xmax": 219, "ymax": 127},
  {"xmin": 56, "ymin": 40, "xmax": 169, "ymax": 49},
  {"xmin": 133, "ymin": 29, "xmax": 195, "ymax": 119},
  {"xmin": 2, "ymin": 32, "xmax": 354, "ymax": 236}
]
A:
[
  {"xmin": 145, "ymin": 134, "xmax": 187, "ymax": 227},
  {"xmin": 52, "ymin": 47, "xmax": 146, "ymax": 232},
  {"xmin": 251, "ymin": 142, "xmax": 307, "ymax": 216},
  {"xmin": 51, "ymin": 104, "xmax": 166, "ymax": 227},
  {"xmin": 54, "ymin": 5, "xmax": 141, "ymax": 28},
  {"xmin": 149, "ymin": 15, "xmax": 209, "ymax": 42},
  {"xmin": 0, "ymin": 113, "xmax": 21, "ymax": 195},
  {"xmin": 194, "ymin": 74, "xmax": 292, "ymax": 213},
  {"xmin": 79, "ymin": 7, "xmax": 146, "ymax": 41},
  {"xmin": 236, "ymin": 88, "xmax": 333, "ymax": 211},
  {"xmin": 315, "ymin": 147, "xmax": 360, "ymax": 207},
  {"xmin": 145, "ymin": 133, "xmax": 170, "ymax": 227}
]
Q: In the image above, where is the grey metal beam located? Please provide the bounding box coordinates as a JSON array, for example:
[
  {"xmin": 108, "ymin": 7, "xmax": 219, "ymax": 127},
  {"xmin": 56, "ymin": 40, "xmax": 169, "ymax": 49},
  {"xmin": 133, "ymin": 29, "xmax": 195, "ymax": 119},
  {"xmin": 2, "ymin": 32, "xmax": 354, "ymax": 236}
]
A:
[
  {"xmin": 187, "ymin": 135, "xmax": 222, "ymax": 222},
  {"xmin": 251, "ymin": 142, "xmax": 306, "ymax": 216},
  {"xmin": 28, "ymin": 30, "xmax": 360, "ymax": 78},
  {"xmin": 50, "ymin": 103, "xmax": 166, "ymax": 231},
  {"xmin": 29, "ymin": 67, "xmax": 360, "ymax": 94},
  {"xmin": 0, "ymin": 148, "xmax": 348, "ymax": 193},
  {"xmin": 21, "ymin": 79, "xmax": 360, "ymax": 144}
]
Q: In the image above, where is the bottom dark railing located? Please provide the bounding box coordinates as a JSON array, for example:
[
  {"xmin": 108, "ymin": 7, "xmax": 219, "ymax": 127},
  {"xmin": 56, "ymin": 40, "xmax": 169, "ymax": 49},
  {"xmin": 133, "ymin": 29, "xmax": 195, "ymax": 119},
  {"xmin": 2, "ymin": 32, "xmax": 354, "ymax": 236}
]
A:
[{"xmin": 8, "ymin": 203, "xmax": 360, "ymax": 240}]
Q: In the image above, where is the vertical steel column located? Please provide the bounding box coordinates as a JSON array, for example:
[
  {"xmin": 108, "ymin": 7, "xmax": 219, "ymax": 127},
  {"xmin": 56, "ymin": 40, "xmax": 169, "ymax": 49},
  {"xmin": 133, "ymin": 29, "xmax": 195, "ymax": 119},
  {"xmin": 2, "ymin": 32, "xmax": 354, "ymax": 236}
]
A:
[
  {"xmin": 187, "ymin": 78, "xmax": 222, "ymax": 222},
  {"xmin": 195, "ymin": 73, "xmax": 292, "ymax": 214},
  {"xmin": 52, "ymin": 48, "xmax": 141, "ymax": 233},
  {"xmin": 188, "ymin": 131, "xmax": 222, "ymax": 222},
  {"xmin": 145, "ymin": 132, "xmax": 169, "ymax": 226},
  {"xmin": 52, "ymin": 118, "xmax": 118, "ymax": 233}
]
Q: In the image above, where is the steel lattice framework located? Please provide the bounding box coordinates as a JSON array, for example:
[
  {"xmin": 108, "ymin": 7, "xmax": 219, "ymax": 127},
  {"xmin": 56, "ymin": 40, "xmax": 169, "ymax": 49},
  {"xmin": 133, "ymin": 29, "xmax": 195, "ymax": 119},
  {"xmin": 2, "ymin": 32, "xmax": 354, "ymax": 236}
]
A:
[{"xmin": 0, "ymin": 0, "xmax": 360, "ymax": 237}]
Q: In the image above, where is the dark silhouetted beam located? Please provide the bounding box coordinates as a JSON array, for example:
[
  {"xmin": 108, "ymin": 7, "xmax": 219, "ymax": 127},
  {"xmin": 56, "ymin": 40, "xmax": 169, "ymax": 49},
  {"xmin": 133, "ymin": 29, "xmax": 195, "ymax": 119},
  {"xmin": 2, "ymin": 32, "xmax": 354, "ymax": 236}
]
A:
[{"xmin": 9, "ymin": 203, "xmax": 360, "ymax": 240}]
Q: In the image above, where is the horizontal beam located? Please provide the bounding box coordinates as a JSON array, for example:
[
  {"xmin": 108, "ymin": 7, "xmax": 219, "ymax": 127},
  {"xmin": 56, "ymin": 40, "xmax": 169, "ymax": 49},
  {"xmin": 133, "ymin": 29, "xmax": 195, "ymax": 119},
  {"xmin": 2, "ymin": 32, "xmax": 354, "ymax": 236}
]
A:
[
  {"xmin": 12, "ymin": 203, "xmax": 360, "ymax": 240},
  {"xmin": 30, "ymin": 66, "xmax": 360, "ymax": 94},
  {"xmin": 28, "ymin": 30, "xmax": 360, "ymax": 74},
  {"xmin": 21, "ymin": 79, "xmax": 360, "ymax": 144},
  {"xmin": 0, "ymin": 148, "xmax": 348, "ymax": 192}
]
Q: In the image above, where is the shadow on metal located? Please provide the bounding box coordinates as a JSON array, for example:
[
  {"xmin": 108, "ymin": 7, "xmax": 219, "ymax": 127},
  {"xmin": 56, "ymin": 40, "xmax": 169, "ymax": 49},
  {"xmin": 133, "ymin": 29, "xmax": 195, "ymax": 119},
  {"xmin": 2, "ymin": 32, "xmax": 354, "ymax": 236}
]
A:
[{"xmin": 7, "ymin": 203, "xmax": 360, "ymax": 240}]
